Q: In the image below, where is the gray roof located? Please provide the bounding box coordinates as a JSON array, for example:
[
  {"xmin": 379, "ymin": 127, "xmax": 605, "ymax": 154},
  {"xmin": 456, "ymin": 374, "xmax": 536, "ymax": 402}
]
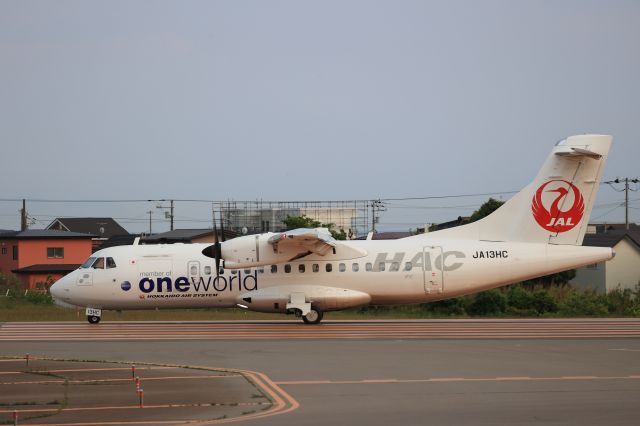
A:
[
  {"xmin": 12, "ymin": 264, "xmax": 81, "ymax": 273},
  {"xmin": 0, "ymin": 229, "xmax": 95, "ymax": 239},
  {"xmin": 102, "ymin": 234, "xmax": 141, "ymax": 249},
  {"xmin": 583, "ymin": 231, "xmax": 640, "ymax": 249},
  {"xmin": 148, "ymin": 229, "xmax": 214, "ymax": 240},
  {"xmin": 46, "ymin": 217, "xmax": 129, "ymax": 237},
  {"xmin": 355, "ymin": 231, "xmax": 413, "ymax": 240},
  {"xmin": 144, "ymin": 228, "xmax": 236, "ymax": 243}
]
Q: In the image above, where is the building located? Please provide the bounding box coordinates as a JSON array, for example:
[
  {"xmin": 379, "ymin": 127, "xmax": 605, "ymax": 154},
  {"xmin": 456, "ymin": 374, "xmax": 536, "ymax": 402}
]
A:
[
  {"xmin": 570, "ymin": 230, "xmax": 640, "ymax": 294},
  {"xmin": 0, "ymin": 230, "xmax": 94, "ymax": 290},
  {"xmin": 355, "ymin": 231, "xmax": 413, "ymax": 240},
  {"xmin": 223, "ymin": 206, "xmax": 359, "ymax": 236},
  {"xmin": 46, "ymin": 217, "xmax": 129, "ymax": 251}
]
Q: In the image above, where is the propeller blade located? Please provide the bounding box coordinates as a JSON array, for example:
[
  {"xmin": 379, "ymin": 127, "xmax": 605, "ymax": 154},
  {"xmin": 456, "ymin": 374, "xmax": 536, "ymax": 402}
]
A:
[
  {"xmin": 220, "ymin": 210, "xmax": 226, "ymax": 243},
  {"xmin": 212, "ymin": 208, "xmax": 221, "ymax": 277}
]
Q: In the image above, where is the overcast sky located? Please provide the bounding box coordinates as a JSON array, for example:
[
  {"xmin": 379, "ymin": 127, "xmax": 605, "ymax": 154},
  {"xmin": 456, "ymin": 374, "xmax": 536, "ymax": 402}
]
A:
[{"xmin": 1, "ymin": 0, "xmax": 639, "ymax": 233}]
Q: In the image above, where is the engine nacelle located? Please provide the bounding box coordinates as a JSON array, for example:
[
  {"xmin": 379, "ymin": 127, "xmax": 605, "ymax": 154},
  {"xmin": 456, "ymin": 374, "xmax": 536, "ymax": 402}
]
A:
[
  {"xmin": 220, "ymin": 233, "xmax": 291, "ymax": 269},
  {"xmin": 236, "ymin": 285, "xmax": 371, "ymax": 313}
]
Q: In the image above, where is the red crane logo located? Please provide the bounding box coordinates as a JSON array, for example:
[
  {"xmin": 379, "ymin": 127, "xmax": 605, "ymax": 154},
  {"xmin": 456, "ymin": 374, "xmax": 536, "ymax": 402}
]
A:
[{"xmin": 532, "ymin": 180, "xmax": 584, "ymax": 232}]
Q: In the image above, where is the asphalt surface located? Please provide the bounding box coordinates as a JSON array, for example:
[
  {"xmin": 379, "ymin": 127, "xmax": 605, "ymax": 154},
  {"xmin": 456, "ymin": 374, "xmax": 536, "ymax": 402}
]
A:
[{"xmin": 1, "ymin": 319, "xmax": 639, "ymax": 425}]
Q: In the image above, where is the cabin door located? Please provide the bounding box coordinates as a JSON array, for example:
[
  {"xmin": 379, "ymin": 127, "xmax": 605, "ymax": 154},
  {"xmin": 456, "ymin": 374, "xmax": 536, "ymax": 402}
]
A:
[{"xmin": 423, "ymin": 246, "xmax": 443, "ymax": 294}]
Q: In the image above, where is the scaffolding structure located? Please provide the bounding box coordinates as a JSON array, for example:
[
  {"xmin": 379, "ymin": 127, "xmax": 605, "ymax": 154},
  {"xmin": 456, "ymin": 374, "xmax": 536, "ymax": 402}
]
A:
[{"xmin": 214, "ymin": 200, "xmax": 371, "ymax": 238}]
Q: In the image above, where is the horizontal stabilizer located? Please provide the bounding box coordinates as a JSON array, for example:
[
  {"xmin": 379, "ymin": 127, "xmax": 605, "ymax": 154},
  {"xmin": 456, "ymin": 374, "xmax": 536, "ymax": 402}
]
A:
[{"xmin": 554, "ymin": 147, "xmax": 602, "ymax": 159}]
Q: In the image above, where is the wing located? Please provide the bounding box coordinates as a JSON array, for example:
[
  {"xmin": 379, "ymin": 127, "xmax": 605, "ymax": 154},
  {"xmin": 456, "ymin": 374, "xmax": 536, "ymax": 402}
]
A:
[{"xmin": 268, "ymin": 228, "xmax": 337, "ymax": 260}]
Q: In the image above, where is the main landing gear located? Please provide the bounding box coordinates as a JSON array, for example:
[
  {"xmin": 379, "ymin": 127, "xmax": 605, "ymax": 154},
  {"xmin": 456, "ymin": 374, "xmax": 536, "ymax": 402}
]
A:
[
  {"xmin": 302, "ymin": 307, "xmax": 323, "ymax": 325},
  {"xmin": 87, "ymin": 315, "xmax": 101, "ymax": 324}
]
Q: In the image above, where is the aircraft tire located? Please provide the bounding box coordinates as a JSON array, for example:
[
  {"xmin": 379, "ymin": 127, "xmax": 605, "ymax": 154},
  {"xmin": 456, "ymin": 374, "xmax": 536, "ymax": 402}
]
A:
[
  {"xmin": 302, "ymin": 307, "xmax": 323, "ymax": 324},
  {"xmin": 87, "ymin": 315, "xmax": 101, "ymax": 324}
]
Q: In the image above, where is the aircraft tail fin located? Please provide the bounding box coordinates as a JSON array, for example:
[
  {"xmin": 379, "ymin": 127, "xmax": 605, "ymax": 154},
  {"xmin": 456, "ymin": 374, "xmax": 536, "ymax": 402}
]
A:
[{"xmin": 433, "ymin": 134, "xmax": 612, "ymax": 245}]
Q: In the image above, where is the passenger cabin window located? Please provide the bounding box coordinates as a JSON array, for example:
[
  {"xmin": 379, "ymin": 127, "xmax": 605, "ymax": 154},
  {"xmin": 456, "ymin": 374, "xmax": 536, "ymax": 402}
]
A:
[
  {"xmin": 271, "ymin": 265, "xmax": 277, "ymax": 273},
  {"xmin": 339, "ymin": 263, "xmax": 346, "ymax": 272},
  {"xmin": 204, "ymin": 266, "xmax": 211, "ymax": 275},
  {"xmin": 378, "ymin": 262, "xmax": 386, "ymax": 271},
  {"xmin": 390, "ymin": 262, "xmax": 399, "ymax": 272},
  {"xmin": 366, "ymin": 262, "xmax": 372, "ymax": 272},
  {"xmin": 81, "ymin": 257, "xmax": 97, "ymax": 268},
  {"xmin": 326, "ymin": 263, "xmax": 333, "ymax": 272},
  {"xmin": 312, "ymin": 264, "xmax": 319, "ymax": 273},
  {"xmin": 299, "ymin": 264, "xmax": 305, "ymax": 273},
  {"xmin": 258, "ymin": 267, "xmax": 265, "ymax": 274},
  {"xmin": 284, "ymin": 264, "xmax": 291, "ymax": 273},
  {"xmin": 93, "ymin": 258, "xmax": 105, "ymax": 269},
  {"xmin": 244, "ymin": 269, "xmax": 251, "ymax": 274},
  {"xmin": 190, "ymin": 265, "xmax": 198, "ymax": 275},
  {"xmin": 404, "ymin": 262, "xmax": 412, "ymax": 271},
  {"xmin": 106, "ymin": 257, "xmax": 116, "ymax": 269},
  {"xmin": 352, "ymin": 263, "xmax": 359, "ymax": 272}
]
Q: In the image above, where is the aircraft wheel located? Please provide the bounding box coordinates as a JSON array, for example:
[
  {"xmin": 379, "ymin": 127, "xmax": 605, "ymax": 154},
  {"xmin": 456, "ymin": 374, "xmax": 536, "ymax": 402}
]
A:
[
  {"xmin": 302, "ymin": 307, "xmax": 323, "ymax": 324},
  {"xmin": 87, "ymin": 315, "xmax": 101, "ymax": 324}
]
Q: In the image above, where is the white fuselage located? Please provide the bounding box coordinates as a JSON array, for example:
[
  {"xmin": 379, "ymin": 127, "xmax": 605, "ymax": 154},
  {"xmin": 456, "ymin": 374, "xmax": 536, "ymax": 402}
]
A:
[{"xmin": 51, "ymin": 235, "xmax": 613, "ymax": 311}]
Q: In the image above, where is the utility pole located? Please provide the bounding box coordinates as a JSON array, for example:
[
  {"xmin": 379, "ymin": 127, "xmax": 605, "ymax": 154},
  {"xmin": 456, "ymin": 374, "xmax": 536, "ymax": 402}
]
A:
[
  {"xmin": 147, "ymin": 211, "xmax": 153, "ymax": 234},
  {"xmin": 170, "ymin": 200, "xmax": 174, "ymax": 231},
  {"xmin": 20, "ymin": 199, "xmax": 27, "ymax": 231},
  {"xmin": 370, "ymin": 200, "xmax": 386, "ymax": 233},
  {"xmin": 604, "ymin": 177, "xmax": 639, "ymax": 230},
  {"xmin": 625, "ymin": 178, "xmax": 629, "ymax": 230},
  {"xmin": 156, "ymin": 200, "xmax": 175, "ymax": 232}
]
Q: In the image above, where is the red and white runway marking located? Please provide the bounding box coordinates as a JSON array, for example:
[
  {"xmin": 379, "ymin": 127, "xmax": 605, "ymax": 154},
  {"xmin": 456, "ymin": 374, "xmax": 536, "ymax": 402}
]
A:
[{"xmin": 1, "ymin": 319, "xmax": 639, "ymax": 341}]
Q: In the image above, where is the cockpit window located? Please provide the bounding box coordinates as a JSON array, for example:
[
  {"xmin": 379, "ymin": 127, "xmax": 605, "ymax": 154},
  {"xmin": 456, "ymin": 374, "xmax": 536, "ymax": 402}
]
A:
[
  {"xmin": 106, "ymin": 257, "xmax": 116, "ymax": 269},
  {"xmin": 93, "ymin": 258, "xmax": 105, "ymax": 269},
  {"xmin": 81, "ymin": 257, "xmax": 97, "ymax": 268}
]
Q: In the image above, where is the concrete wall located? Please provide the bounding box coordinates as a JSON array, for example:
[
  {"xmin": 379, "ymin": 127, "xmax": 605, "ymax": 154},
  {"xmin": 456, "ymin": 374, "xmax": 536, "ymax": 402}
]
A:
[
  {"xmin": 571, "ymin": 237, "xmax": 640, "ymax": 294},
  {"xmin": 571, "ymin": 260, "xmax": 607, "ymax": 293},
  {"xmin": 605, "ymin": 238, "xmax": 640, "ymax": 293},
  {"xmin": 0, "ymin": 240, "xmax": 18, "ymax": 274},
  {"xmin": 16, "ymin": 239, "xmax": 92, "ymax": 269}
]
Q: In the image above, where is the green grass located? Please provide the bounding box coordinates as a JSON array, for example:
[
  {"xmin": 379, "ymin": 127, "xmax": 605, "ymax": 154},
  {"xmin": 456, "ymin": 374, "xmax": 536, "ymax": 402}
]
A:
[{"xmin": 1, "ymin": 282, "xmax": 639, "ymax": 322}]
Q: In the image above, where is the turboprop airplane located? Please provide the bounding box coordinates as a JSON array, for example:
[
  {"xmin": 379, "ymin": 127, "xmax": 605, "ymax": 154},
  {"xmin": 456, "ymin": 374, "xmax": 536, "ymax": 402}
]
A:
[{"xmin": 50, "ymin": 134, "xmax": 614, "ymax": 324}]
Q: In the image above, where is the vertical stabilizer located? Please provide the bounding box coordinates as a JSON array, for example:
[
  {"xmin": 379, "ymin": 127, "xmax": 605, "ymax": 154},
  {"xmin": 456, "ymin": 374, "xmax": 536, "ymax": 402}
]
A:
[{"xmin": 431, "ymin": 134, "xmax": 612, "ymax": 245}]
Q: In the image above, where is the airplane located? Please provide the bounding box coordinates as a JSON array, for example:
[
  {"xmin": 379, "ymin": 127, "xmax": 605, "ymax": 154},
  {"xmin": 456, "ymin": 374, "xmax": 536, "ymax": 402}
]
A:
[{"xmin": 50, "ymin": 134, "xmax": 614, "ymax": 324}]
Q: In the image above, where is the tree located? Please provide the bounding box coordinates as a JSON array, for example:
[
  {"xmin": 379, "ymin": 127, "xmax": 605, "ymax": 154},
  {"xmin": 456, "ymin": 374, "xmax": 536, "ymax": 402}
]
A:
[
  {"xmin": 282, "ymin": 215, "xmax": 347, "ymax": 240},
  {"xmin": 282, "ymin": 215, "xmax": 321, "ymax": 229},
  {"xmin": 469, "ymin": 198, "xmax": 505, "ymax": 222}
]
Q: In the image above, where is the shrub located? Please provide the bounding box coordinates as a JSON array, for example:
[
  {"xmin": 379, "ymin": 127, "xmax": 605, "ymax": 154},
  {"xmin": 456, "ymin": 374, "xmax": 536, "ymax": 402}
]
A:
[
  {"xmin": 531, "ymin": 290, "xmax": 558, "ymax": 315},
  {"xmin": 23, "ymin": 291, "xmax": 53, "ymax": 305},
  {"xmin": 467, "ymin": 289, "xmax": 507, "ymax": 316},
  {"xmin": 559, "ymin": 291, "xmax": 608, "ymax": 316},
  {"xmin": 507, "ymin": 285, "xmax": 533, "ymax": 310},
  {"xmin": 423, "ymin": 298, "xmax": 467, "ymax": 316}
]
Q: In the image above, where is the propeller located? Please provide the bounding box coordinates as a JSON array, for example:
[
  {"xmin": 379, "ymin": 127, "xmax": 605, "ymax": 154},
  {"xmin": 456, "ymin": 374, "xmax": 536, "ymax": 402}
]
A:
[
  {"xmin": 220, "ymin": 208, "xmax": 227, "ymax": 243},
  {"xmin": 215, "ymin": 213, "xmax": 222, "ymax": 276},
  {"xmin": 202, "ymin": 208, "xmax": 223, "ymax": 277}
]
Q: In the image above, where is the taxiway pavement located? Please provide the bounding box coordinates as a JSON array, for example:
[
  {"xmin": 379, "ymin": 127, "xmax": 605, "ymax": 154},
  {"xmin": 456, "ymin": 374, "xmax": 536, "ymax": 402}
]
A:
[{"xmin": 1, "ymin": 319, "xmax": 639, "ymax": 425}]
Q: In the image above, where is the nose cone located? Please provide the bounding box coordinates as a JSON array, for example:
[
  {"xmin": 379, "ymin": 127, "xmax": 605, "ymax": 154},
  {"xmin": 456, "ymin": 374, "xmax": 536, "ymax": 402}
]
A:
[
  {"xmin": 50, "ymin": 279, "xmax": 62, "ymax": 299},
  {"xmin": 50, "ymin": 275, "xmax": 76, "ymax": 309}
]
